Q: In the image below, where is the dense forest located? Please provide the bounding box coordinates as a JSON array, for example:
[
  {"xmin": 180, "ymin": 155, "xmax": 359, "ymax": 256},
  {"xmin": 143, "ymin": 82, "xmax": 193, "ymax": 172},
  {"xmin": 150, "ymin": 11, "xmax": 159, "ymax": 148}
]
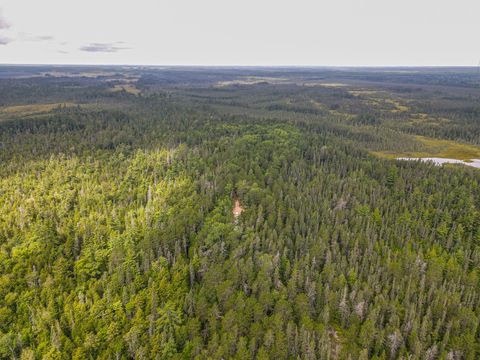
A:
[{"xmin": 0, "ymin": 66, "xmax": 479, "ymax": 359}]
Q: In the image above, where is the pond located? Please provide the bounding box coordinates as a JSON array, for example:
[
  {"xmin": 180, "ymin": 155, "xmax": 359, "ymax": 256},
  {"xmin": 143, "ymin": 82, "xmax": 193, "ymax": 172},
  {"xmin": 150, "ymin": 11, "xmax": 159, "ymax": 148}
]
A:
[{"xmin": 397, "ymin": 157, "xmax": 480, "ymax": 168}]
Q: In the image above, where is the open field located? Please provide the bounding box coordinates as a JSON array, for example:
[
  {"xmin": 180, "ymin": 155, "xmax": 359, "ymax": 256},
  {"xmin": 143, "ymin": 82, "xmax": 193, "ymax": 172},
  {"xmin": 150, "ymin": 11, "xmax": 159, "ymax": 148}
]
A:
[
  {"xmin": 0, "ymin": 103, "xmax": 77, "ymax": 118},
  {"xmin": 109, "ymin": 83, "xmax": 141, "ymax": 95},
  {"xmin": 373, "ymin": 135, "xmax": 480, "ymax": 161},
  {"xmin": 40, "ymin": 71, "xmax": 117, "ymax": 78},
  {"xmin": 215, "ymin": 76, "xmax": 289, "ymax": 87}
]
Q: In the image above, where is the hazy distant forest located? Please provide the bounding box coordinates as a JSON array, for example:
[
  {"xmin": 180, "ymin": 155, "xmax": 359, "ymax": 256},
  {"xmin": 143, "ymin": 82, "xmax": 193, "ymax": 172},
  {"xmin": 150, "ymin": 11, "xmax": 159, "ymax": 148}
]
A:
[{"xmin": 0, "ymin": 66, "xmax": 479, "ymax": 359}]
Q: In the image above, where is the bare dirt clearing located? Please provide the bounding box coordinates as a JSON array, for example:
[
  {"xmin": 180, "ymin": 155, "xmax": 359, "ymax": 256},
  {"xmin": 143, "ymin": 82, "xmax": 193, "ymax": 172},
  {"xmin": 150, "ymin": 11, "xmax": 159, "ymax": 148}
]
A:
[{"xmin": 232, "ymin": 198, "xmax": 244, "ymax": 222}]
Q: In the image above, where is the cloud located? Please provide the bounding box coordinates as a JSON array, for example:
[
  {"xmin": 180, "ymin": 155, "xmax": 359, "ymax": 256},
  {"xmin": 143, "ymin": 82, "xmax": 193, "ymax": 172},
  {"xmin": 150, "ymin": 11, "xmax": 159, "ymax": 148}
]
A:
[
  {"xmin": 79, "ymin": 42, "xmax": 129, "ymax": 53},
  {"xmin": 0, "ymin": 11, "xmax": 10, "ymax": 30},
  {"xmin": 0, "ymin": 9, "xmax": 12, "ymax": 45},
  {"xmin": 16, "ymin": 32, "xmax": 54, "ymax": 42},
  {"xmin": 32, "ymin": 35, "xmax": 54, "ymax": 41},
  {"xmin": 0, "ymin": 36, "xmax": 11, "ymax": 45}
]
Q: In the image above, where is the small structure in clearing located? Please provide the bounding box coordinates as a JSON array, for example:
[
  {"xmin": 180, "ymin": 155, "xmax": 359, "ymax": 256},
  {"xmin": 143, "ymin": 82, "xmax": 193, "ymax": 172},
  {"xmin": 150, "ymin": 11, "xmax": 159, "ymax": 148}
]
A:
[{"xmin": 232, "ymin": 198, "xmax": 244, "ymax": 222}]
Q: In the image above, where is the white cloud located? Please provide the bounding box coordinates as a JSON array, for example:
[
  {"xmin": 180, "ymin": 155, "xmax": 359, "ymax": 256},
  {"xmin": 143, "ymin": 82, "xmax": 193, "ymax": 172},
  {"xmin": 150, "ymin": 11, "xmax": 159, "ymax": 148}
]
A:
[
  {"xmin": 0, "ymin": 35, "xmax": 11, "ymax": 45},
  {"xmin": 0, "ymin": 11, "xmax": 10, "ymax": 29},
  {"xmin": 0, "ymin": 9, "xmax": 12, "ymax": 45}
]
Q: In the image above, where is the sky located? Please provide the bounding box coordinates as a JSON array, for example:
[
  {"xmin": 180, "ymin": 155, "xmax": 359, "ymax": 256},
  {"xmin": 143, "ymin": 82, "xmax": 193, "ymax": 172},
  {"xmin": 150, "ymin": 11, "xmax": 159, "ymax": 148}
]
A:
[{"xmin": 0, "ymin": 0, "xmax": 479, "ymax": 66}]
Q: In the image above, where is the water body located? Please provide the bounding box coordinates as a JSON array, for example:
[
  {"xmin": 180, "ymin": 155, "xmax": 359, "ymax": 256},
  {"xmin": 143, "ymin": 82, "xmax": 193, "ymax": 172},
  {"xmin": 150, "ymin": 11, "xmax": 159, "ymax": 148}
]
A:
[{"xmin": 397, "ymin": 157, "xmax": 480, "ymax": 169}]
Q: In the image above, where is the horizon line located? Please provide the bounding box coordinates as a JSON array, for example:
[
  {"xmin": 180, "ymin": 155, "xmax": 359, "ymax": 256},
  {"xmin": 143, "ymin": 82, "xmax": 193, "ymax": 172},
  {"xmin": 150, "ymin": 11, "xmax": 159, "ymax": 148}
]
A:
[{"xmin": 0, "ymin": 63, "xmax": 479, "ymax": 68}]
